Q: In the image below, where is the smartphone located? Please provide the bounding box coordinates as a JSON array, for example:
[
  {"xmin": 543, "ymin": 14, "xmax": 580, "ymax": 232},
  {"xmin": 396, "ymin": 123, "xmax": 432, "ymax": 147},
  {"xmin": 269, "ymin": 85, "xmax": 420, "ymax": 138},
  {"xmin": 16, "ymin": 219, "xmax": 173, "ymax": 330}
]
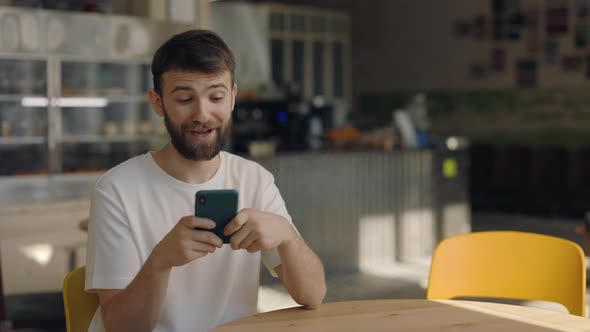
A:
[{"xmin": 195, "ymin": 189, "xmax": 238, "ymax": 243}]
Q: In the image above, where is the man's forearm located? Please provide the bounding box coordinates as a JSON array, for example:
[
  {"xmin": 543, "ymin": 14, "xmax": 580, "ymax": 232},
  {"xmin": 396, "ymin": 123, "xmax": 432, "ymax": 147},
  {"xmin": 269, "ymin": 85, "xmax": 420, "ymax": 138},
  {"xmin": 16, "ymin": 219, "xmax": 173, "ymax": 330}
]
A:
[
  {"xmin": 101, "ymin": 256, "xmax": 171, "ymax": 332},
  {"xmin": 277, "ymin": 231, "xmax": 326, "ymax": 309}
]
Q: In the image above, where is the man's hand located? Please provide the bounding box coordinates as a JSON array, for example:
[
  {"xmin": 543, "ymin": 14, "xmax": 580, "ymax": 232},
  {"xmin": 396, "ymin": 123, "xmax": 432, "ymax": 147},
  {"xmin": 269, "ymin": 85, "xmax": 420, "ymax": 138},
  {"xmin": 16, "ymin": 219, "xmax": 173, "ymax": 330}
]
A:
[
  {"xmin": 151, "ymin": 216, "xmax": 223, "ymax": 270},
  {"xmin": 224, "ymin": 209, "xmax": 295, "ymax": 252},
  {"xmin": 97, "ymin": 216, "xmax": 222, "ymax": 332},
  {"xmin": 225, "ymin": 209, "xmax": 326, "ymax": 309}
]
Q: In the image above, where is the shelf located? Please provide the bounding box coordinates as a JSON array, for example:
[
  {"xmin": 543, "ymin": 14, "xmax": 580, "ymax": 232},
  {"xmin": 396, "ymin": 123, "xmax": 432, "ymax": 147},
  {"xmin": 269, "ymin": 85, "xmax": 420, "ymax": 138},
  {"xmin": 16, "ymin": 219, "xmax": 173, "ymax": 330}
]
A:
[
  {"xmin": 62, "ymin": 135, "xmax": 161, "ymax": 144},
  {"xmin": 107, "ymin": 96, "xmax": 149, "ymax": 103},
  {"xmin": 0, "ymin": 95, "xmax": 47, "ymax": 103},
  {"xmin": 0, "ymin": 137, "xmax": 46, "ymax": 145},
  {"xmin": 0, "ymin": 95, "xmax": 148, "ymax": 106},
  {"xmin": 58, "ymin": 95, "xmax": 149, "ymax": 103}
]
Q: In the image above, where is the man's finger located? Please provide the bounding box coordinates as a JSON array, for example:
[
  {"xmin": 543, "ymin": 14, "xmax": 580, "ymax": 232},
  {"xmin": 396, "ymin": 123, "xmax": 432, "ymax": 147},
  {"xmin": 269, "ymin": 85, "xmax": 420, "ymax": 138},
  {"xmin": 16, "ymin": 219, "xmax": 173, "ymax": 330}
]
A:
[
  {"xmin": 224, "ymin": 209, "xmax": 250, "ymax": 236},
  {"xmin": 191, "ymin": 242, "xmax": 217, "ymax": 253},
  {"xmin": 238, "ymin": 232, "xmax": 258, "ymax": 250},
  {"xmin": 183, "ymin": 216, "xmax": 215, "ymax": 229},
  {"xmin": 246, "ymin": 241, "xmax": 263, "ymax": 253},
  {"xmin": 229, "ymin": 226, "xmax": 249, "ymax": 250},
  {"xmin": 192, "ymin": 230, "xmax": 223, "ymax": 248}
]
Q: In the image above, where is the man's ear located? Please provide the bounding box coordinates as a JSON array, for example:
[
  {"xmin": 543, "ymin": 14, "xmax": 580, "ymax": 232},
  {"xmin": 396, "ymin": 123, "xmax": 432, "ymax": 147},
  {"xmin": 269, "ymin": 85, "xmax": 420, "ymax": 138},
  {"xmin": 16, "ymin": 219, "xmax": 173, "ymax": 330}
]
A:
[
  {"xmin": 148, "ymin": 89, "xmax": 164, "ymax": 117},
  {"xmin": 231, "ymin": 83, "xmax": 238, "ymax": 111}
]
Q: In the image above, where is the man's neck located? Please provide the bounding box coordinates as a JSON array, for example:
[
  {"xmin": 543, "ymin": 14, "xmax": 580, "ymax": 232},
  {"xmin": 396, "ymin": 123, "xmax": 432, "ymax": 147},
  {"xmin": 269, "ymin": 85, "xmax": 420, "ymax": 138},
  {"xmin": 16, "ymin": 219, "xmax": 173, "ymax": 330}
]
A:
[{"xmin": 152, "ymin": 143, "xmax": 221, "ymax": 184}]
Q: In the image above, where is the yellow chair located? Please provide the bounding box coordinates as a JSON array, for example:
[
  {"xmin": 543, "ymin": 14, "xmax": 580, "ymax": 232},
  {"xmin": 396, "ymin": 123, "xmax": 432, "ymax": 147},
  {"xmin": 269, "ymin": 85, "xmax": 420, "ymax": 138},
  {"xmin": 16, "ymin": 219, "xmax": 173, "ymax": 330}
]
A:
[
  {"xmin": 63, "ymin": 266, "xmax": 99, "ymax": 332},
  {"xmin": 427, "ymin": 231, "xmax": 586, "ymax": 316}
]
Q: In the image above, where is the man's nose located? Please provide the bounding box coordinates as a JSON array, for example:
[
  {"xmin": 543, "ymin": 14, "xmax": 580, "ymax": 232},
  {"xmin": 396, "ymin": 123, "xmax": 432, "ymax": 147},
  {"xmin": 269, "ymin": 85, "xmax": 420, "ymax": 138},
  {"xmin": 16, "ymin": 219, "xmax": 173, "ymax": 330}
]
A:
[{"xmin": 191, "ymin": 101, "xmax": 210, "ymax": 123}]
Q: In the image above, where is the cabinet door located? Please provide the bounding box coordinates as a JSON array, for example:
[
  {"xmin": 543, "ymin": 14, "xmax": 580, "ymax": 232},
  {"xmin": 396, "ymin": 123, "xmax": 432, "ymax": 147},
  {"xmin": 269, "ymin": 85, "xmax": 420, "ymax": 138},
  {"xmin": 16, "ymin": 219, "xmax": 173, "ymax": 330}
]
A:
[
  {"xmin": 61, "ymin": 61, "xmax": 142, "ymax": 97},
  {"xmin": 0, "ymin": 58, "xmax": 48, "ymax": 176},
  {"xmin": 58, "ymin": 61, "xmax": 164, "ymax": 173}
]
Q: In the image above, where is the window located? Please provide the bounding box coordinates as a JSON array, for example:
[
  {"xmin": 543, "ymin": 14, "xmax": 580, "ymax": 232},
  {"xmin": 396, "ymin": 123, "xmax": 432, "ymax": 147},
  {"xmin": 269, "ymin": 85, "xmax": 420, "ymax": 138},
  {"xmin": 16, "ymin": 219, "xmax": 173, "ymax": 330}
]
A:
[
  {"xmin": 270, "ymin": 12, "xmax": 285, "ymax": 32},
  {"xmin": 292, "ymin": 40, "xmax": 304, "ymax": 87},
  {"xmin": 271, "ymin": 39, "xmax": 284, "ymax": 84},
  {"xmin": 313, "ymin": 41, "xmax": 324, "ymax": 96},
  {"xmin": 333, "ymin": 42, "xmax": 343, "ymax": 97},
  {"xmin": 311, "ymin": 16, "xmax": 326, "ymax": 33},
  {"xmin": 290, "ymin": 14, "xmax": 305, "ymax": 32}
]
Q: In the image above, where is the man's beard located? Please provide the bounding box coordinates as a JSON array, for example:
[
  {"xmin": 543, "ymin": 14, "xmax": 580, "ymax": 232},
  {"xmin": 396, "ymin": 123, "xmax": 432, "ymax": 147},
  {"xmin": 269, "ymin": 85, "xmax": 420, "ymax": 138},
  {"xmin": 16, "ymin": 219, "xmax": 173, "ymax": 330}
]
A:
[{"xmin": 163, "ymin": 107, "xmax": 231, "ymax": 161}]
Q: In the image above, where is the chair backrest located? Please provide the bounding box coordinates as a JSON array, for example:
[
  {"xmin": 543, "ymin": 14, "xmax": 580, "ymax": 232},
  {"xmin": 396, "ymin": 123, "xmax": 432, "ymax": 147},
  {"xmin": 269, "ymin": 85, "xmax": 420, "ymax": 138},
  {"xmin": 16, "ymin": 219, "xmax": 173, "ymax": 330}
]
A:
[
  {"xmin": 427, "ymin": 231, "xmax": 586, "ymax": 316},
  {"xmin": 63, "ymin": 266, "xmax": 99, "ymax": 332}
]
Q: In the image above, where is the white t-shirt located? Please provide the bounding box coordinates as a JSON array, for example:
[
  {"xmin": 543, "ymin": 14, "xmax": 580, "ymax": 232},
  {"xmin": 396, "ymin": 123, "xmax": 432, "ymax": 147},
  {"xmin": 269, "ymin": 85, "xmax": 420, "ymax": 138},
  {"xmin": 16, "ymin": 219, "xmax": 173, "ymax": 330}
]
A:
[{"xmin": 85, "ymin": 151, "xmax": 295, "ymax": 332}]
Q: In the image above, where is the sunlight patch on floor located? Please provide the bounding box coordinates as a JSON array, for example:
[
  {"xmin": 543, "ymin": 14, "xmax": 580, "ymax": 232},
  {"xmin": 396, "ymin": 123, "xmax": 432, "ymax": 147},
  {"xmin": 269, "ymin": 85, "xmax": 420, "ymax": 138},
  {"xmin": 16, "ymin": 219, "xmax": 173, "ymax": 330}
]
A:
[{"xmin": 360, "ymin": 258, "xmax": 432, "ymax": 290}]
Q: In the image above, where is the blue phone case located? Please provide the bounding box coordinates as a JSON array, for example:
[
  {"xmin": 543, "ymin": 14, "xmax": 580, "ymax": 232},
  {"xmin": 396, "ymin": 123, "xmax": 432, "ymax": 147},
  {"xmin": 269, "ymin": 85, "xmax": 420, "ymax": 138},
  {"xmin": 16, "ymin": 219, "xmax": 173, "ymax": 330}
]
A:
[{"xmin": 195, "ymin": 189, "xmax": 238, "ymax": 243}]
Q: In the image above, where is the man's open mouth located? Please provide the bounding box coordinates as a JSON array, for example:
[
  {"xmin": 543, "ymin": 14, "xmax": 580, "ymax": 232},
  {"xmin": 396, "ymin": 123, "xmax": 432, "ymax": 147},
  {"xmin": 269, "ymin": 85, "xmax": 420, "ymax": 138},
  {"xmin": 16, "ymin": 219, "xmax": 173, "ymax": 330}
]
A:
[{"xmin": 190, "ymin": 128, "xmax": 214, "ymax": 138}]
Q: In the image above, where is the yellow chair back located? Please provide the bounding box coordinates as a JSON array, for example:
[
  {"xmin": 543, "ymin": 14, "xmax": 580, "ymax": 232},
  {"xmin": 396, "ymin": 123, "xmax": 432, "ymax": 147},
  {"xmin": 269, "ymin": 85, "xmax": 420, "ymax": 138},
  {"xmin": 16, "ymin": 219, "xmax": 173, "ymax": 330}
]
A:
[
  {"xmin": 63, "ymin": 266, "xmax": 99, "ymax": 332},
  {"xmin": 427, "ymin": 231, "xmax": 586, "ymax": 316}
]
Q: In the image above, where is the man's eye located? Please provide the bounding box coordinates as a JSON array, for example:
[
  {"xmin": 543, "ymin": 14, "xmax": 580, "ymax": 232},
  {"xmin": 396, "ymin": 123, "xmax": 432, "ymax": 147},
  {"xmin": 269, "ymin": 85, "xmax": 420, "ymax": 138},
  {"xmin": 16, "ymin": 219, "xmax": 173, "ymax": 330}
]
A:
[
  {"xmin": 211, "ymin": 96, "xmax": 223, "ymax": 102},
  {"xmin": 177, "ymin": 98, "xmax": 192, "ymax": 103}
]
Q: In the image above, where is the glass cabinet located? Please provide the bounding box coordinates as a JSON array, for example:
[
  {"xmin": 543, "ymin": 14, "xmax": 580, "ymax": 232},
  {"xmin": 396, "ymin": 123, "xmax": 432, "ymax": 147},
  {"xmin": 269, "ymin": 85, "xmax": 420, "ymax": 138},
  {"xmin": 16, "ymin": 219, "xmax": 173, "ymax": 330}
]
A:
[
  {"xmin": 57, "ymin": 60, "xmax": 166, "ymax": 174},
  {"xmin": 0, "ymin": 57, "xmax": 49, "ymax": 176},
  {"xmin": 0, "ymin": 7, "xmax": 191, "ymax": 179},
  {"xmin": 0, "ymin": 58, "xmax": 167, "ymax": 177}
]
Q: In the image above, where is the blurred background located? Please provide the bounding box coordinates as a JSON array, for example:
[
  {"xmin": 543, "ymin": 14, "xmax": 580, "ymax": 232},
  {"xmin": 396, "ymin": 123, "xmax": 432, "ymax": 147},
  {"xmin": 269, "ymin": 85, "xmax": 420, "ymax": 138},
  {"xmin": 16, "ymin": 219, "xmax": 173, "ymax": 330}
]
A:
[{"xmin": 0, "ymin": 0, "xmax": 588, "ymax": 330}]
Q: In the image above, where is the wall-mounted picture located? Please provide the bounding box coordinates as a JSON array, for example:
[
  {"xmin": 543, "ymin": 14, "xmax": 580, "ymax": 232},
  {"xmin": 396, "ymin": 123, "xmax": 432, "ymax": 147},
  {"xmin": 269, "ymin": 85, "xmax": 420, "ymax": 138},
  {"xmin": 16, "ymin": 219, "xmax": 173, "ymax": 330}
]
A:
[
  {"xmin": 561, "ymin": 55, "xmax": 584, "ymax": 72},
  {"xmin": 490, "ymin": 48, "xmax": 506, "ymax": 72},
  {"xmin": 506, "ymin": 6, "xmax": 524, "ymax": 41},
  {"xmin": 546, "ymin": 6, "xmax": 569, "ymax": 35},
  {"xmin": 544, "ymin": 38, "xmax": 559, "ymax": 64},
  {"xmin": 575, "ymin": 24, "xmax": 589, "ymax": 48},
  {"xmin": 516, "ymin": 59, "xmax": 537, "ymax": 87}
]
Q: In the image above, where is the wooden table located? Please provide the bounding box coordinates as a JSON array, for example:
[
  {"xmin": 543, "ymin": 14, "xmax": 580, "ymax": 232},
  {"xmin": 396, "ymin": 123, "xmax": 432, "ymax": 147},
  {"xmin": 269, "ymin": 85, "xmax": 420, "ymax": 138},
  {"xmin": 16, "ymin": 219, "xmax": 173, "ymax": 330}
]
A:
[{"xmin": 212, "ymin": 299, "xmax": 590, "ymax": 332}]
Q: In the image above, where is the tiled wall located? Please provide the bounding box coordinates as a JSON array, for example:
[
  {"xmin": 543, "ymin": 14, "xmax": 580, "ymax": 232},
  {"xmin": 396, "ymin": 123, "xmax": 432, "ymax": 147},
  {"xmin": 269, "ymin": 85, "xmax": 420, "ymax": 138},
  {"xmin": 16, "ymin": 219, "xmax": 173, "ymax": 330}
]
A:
[{"xmin": 259, "ymin": 151, "xmax": 470, "ymax": 277}]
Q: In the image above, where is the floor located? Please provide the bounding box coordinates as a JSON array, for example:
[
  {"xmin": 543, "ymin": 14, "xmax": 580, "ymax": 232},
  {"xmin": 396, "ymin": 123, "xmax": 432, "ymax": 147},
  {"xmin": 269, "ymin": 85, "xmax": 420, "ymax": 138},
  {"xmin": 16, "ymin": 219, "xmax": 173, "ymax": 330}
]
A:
[
  {"xmin": 258, "ymin": 211, "xmax": 590, "ymax": 317},
  {"xmin": 259, "ymin": 258, "xmax": 589, "ymax": 316},
  {"xmin": 259, "ymin": 258, "xmax": 431, "ymax": 313}
]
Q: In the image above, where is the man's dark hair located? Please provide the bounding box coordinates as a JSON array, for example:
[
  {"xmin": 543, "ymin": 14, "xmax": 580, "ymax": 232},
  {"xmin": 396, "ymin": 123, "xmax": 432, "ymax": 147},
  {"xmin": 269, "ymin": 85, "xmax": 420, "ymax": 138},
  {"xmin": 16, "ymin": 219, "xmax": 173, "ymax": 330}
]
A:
[{"xmin": 151, "ymin": 29, "xmax": 235, "ymax": 95}]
